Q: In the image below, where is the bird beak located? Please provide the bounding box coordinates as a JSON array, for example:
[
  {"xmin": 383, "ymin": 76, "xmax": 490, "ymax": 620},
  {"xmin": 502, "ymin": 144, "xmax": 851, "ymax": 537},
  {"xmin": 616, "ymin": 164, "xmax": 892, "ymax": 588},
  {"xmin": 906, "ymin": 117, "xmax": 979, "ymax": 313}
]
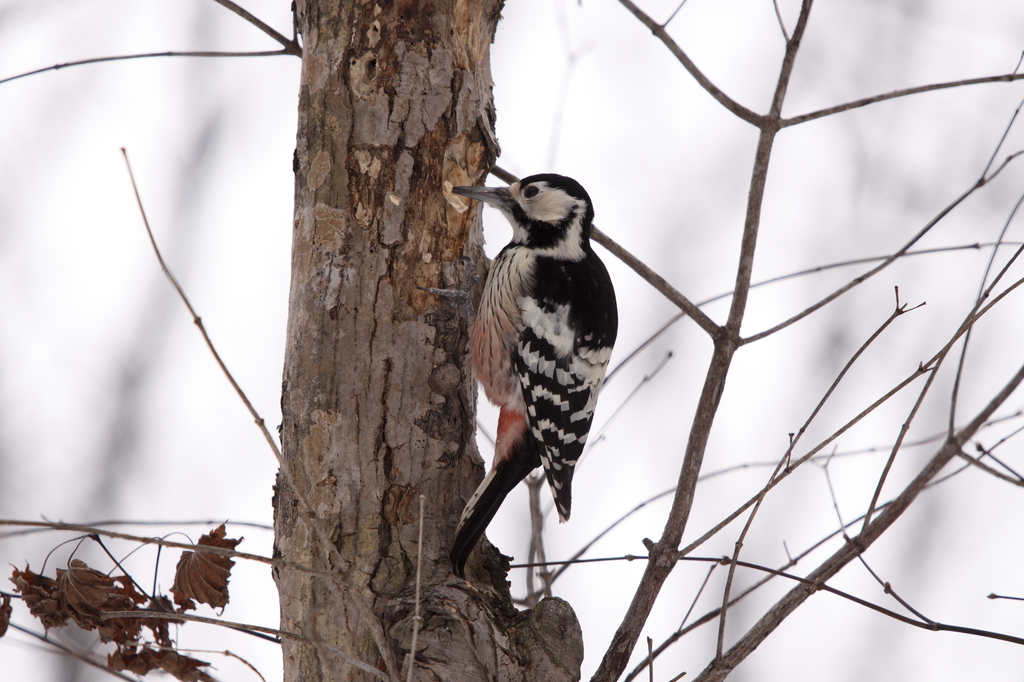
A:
[{"xmin": 452, "ymin": 185, "xmax": 513, "ymax": 209}]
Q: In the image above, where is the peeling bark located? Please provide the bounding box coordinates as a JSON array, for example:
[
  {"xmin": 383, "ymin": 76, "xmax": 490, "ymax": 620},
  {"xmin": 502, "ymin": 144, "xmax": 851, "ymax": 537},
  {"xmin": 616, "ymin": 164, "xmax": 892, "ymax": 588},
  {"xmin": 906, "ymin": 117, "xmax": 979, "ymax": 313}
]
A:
[{"xmin": 274, "ymin": 1, "xmax": 583, "ymax": 680}]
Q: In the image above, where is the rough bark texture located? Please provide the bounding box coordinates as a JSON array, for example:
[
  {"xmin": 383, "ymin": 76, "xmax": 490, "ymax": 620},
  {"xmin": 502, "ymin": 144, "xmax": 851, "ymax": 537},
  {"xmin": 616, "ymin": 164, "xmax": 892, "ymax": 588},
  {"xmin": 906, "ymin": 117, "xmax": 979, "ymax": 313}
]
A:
[{"xmin": 274, "ymin": 1, "xmax": 584, "ymax": 680}]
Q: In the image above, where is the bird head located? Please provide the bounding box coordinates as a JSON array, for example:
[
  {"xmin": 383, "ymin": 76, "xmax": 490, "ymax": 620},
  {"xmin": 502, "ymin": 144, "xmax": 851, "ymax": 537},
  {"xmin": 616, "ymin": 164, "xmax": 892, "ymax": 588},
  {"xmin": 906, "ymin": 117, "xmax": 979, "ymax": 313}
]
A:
[{"xmin": 453, "ymin": 174, "xmax": 594, "ymax": 259}]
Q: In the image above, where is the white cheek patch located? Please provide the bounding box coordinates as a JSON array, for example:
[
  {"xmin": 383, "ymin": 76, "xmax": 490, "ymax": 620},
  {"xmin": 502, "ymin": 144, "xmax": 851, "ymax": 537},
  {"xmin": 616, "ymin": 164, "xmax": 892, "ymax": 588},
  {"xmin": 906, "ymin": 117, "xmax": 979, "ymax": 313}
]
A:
[{"xmin": 524, "ymin": 187, "xmax": 579, "ymax": 223}]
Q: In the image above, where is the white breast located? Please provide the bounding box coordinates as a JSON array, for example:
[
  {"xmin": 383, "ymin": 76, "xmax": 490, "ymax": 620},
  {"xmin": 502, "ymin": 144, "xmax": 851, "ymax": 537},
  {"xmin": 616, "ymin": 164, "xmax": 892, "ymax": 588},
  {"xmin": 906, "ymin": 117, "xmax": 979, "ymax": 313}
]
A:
[{"xmin": 470, "ymin": 248, "xmax": 536, "ymax": 411}]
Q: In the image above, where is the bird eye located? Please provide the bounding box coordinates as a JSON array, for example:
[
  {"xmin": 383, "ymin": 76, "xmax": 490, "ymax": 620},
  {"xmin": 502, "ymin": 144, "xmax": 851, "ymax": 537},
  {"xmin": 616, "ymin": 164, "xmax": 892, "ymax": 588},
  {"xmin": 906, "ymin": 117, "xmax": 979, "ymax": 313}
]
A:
[{"xmin": 523, "ymin": 186, "xmax": 540, "ymax": 199}]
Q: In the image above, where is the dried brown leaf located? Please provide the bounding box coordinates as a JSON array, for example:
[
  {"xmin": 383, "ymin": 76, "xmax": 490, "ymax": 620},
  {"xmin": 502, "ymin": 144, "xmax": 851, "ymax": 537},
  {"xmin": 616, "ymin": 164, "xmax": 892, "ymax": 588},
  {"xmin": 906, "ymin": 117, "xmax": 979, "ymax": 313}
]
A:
[
  {"xmin": 109, "ymin": 645, "xmax": 160, "ymax": 676},
  {"xmin": 11, "ymin": 565, "xmax": 69, "ymax": 629},
  {"xmin": 145, "ymin": 594, "xmax": 181, "ymax": 647},
  {"xmin": 55, "ymin": 559, "xmax": 147, "ymax": 643},
  {"xmin": 171, "ymin": 524, "xmax": 241, "ymax": 610},
  {"xmin": 0, "ymin": 593, "xmax": 11, "ymax": 638},
  {"xmin": 109, "ymin": 645, "xmax": 215, "ymax": 682}
]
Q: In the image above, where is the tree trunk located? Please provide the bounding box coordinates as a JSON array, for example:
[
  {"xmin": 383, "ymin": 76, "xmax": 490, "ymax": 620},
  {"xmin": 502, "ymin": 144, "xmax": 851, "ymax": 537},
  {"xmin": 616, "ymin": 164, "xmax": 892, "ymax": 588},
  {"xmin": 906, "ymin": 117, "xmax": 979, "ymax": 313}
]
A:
[{"xmin": 273, "ymin": 1, "xmax": 584, "ymax": 680}]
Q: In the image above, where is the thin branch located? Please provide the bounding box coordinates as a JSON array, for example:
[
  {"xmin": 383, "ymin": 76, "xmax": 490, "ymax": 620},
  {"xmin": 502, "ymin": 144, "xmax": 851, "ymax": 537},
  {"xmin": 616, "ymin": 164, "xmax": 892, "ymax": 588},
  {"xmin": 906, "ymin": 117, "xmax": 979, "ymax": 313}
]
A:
[
  {"xmin": 0, "ymin": 50, "xmax": 293, "ymax": 86},
  {"xmin": 405, "ymin": 496, "xmax": 426, "ymax": 682},
  {"xmin": 591, "ymin": 6, "xmax": 814, "ymax": 679},
  {"xmin": 715, "ymin": 285, "xmax": 909, "ymax": 656},
  {"xmin": 723, "ymin": 556, "xmax": 1024, "ymax": 646},
  {"xmin": 661, "ymin": 0, "xmax": 689, "ymax": 28},
  {"xmin": 210, "ymin": 0, "xmax": 302, "ymax": 55},
  {"xmin": 990, "ymin": 593, "xmax": 1024, "ymax": 602},
  {"xmin": 771, "ymin": 0, "xmax": 790, "ymax": 41},
  {"xmin": 626, "ymin": 461, "xmax": 972, "ymax": 680},
  {"xmin": 782, "ymin": 72, "xmax": 1024, "ymax": 128},
  {"xmin": 949, "ymin": 186, "xmax": 1024, "ymax": 433},
  {"xmin": 524, "ymin": 475, "xmax": 553, "ymax": 606},
  {"xmin": 862, "ymin": 359, "xmax": 939, "ymax": 530},
  {"xmin": 6, "ymin": 622, "xmax": 136, "ymax": 681},
  {"xmin": 693, "ymin": 360, "xmax": 1024, "ymax": 681},
  {"xmin": 680, "ymin": 359, "xmax": 934, "ymax": 564},
  {"xmin": 540, "ymin": 396, "xmax": 998, "ymax": 588},
  {"xmin": 100, "ymin": 611, "xmax": 388, "ymax": 681},
  {"xmin": 741, "ymin": 165, "xmax": 1009, "ymax": 344},
  {"xmin": 587, "ymin": 351, "xmax": 674, "ymax": 450},
  {"xmin": 615, "ymin": 0, "xmax": 762, "ymax": 124},
  {"xmin": 547, "ymin": 488, "xmax": 674, "ymax": 587},
  {"xmin": 681, "ymin": 271, "xmax": 1024, "ymax": 567},
  {"xmin": 199, "ymin": 649, "xmax": 268, "ymax": 682},
  {"xmin": 851, "ymin": 551, "xmax": 934, "ymax": 625},
  {"xmin": 527, "ymin": 528, "xmax": 1024, "ymax": 674},
  {"xmin": 122, "ymin": 149, "xmax": 283, "ymax": 462},
  {"xmin": 593, "ymin": 225, "xmax": 721, "ymax": 337},
  {"xmin": 745, "ymin": 104, "xmax": 1024, "ymax": 344},
  {"xmin": 604, "ymin": 241, "xmax": 1020, "ymax": 386},
  {"xmin": 0, "ymin": 518, "xmax": 272, "ymax": 542},
  {"xmin": 0, "ymin": 519, "xmax": 274, "ymax": 565},
  {"xmin": 121, "ymin": 151, "xmax": 400, "ymax": 679}
]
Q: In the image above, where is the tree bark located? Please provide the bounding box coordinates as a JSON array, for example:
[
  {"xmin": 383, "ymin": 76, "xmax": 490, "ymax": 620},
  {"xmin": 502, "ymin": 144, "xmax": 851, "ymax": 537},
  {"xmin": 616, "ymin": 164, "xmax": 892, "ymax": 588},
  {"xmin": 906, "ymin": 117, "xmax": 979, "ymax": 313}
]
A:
[{"xmin": 274, "ymin": 1, "xmax": 584, "ymax": 680}]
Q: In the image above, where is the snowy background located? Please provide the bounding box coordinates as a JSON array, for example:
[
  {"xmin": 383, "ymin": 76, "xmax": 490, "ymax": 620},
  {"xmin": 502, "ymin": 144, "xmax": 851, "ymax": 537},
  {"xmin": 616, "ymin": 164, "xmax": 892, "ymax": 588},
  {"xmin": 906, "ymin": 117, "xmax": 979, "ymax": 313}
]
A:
[{"xmin": 2, "ymin": 0, "xmax": 1024, "ymax": 680}]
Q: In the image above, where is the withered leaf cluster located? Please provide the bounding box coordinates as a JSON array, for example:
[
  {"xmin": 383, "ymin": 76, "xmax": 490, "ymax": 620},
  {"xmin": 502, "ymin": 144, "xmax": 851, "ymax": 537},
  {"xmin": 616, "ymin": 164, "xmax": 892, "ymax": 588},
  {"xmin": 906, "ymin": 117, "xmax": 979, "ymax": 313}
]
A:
[
  {"xmin": 109, "ymin": 645, "xmax": 215, "ymax": 682},
  {"xmin": 6, "ymin": 524, "xmax": 242, "ymax": 682}
]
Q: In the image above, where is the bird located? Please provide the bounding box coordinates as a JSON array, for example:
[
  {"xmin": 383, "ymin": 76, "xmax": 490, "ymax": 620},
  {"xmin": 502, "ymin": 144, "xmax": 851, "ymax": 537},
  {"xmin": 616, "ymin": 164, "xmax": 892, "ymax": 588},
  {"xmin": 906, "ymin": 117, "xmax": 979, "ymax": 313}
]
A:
[{"xmin": 448, "ymin": 173, "xmax": 618, "ymax": 578}]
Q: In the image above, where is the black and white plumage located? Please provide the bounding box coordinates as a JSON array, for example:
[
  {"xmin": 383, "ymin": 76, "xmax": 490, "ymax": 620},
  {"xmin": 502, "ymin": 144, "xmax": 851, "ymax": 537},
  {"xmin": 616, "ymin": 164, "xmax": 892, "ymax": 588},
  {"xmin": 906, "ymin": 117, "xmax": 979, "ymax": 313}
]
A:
[{"xmin": 449, "ymin": 173, "xmax": 617, "ymax": 578}]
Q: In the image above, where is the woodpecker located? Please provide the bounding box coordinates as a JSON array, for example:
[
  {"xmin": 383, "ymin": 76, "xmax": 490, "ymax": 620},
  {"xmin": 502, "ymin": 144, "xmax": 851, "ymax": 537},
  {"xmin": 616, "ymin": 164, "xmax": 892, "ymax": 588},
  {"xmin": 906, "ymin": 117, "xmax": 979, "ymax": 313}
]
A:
[{"xmin": 449, "ymin": 173, "xmax": 617, "ymax": 578}]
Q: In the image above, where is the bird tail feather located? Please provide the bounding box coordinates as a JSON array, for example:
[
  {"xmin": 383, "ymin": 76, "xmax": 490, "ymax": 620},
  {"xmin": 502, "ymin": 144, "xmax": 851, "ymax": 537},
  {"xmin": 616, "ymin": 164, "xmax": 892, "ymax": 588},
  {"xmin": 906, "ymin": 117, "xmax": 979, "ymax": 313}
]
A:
[{"xmin": 450, "ymin": 440, "xmax": 540, "ymax": 578}]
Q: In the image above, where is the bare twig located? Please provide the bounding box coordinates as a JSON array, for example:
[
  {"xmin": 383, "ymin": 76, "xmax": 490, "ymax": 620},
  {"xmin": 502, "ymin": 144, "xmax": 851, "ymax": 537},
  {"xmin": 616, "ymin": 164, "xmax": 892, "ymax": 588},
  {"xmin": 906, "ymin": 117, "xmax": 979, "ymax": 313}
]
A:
[
  {"xmin": 547, "ymin": 488, "xmax": 674, "ymax": 587},
  {"xmin": 594, "ymin": 225, "xmax": 722, "ymax": 337},
  {"xmin": 771, "ymin": 0, "xmax": 790, "ymax": 41},
  {"xmin": 0, "ymin": 519, "xmax": 273, "ymax": 564},
  {"xmin": 535, "ymin": 403, "xmax": 1020, "ymax": 591},
  {"xmin": 6, "ymin": 622, "xmax": 136, "ymax": 681},
  {"xmin": 693, "ymin": 360, "xmax": 1024, "ymax": 681},
  {"xmin": 782, "ymin": 73, "xmax": 1024, "ymax": 128},
  {"xmin": 949, "ymin": 97, "xmax": 1024, "ymax": 431},
  {"xmin": 647, "ymin": 637, "xmax": 654, "ymax": 682},
  {"xmin": 615, "ymin": 0, "xmax": 762, "ymax": 124},
  {"xmin": 862, "ymin": 362, "xmax": 939, "ymax": 530},
  {"xmin": 605, "ymin": 241, "xmax": 1021, "ymax": 386},
  {"xmin": 210, "ymin": 0, "xmax": 302, "ymax": 55},
  {"xmin": 591, "ymin": 5, "xmax": 815, "ymax": 679},
  {"xmin": 626, "ymin": 461, "xmax": 972, "ymax": 680},
  {"xmin": 990, "ymin": 593, "xmax": 1024, "ymax": 601},
  {"xmin": 122, "ymin": 149, "xmax": 283, "ymax": 462},
  {"xmin": 0, "ymin": 50, "xmax": 293, "ymax": 86},
  {"xmin": 680, "ymin": 271, "xmax": 1024, "ymax": 568},
  {"xmin": 405, "ymin": 495, "xmax": 426, "ymax": 682},
  {"xmin": 715, "ymin": 291, "xmax": 911, "ymax": 656},
  {"xmin": 661, "ymin": 0, "xmax": 689, "ymax": 28},
  {"xmin": 121, "ymin": 152, "xmax": 400, "ymax": 679},
  {"xmin": 100, "ymin": 611, "xmax": 389, "ymax": 681},
  {"xmin": 720, "ymin": 555, "xmax": 1024, "ymax": 646},
  {"xmin": 741, "ymin": 174, "xmax": 1009, "ymax": 344},
  {"xmin": 0, "ymin": 518, "xmax": 272, "ymax": 541},
  {"xmin": 746, "ymin": 97, "xmax": 1024, "ymax": 345},
  {"xmin": 207, "ymin": 649, "xmax": 267, "ymax": 682},
  {"xmin": 524, "ymin": 475, "xmax": 553, "ymax": 605},
  {"xmin": 949, "ymin": 188, "xmax": 1024, "ymax": 434}
]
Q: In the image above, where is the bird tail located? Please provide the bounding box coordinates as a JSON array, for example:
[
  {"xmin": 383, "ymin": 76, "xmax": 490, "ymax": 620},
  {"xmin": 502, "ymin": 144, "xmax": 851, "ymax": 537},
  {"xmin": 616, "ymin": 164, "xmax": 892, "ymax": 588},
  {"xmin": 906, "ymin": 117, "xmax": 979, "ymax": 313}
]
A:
[{"xmin": 450, "ymin": 439, "xmax": 540, "ymax": 578}]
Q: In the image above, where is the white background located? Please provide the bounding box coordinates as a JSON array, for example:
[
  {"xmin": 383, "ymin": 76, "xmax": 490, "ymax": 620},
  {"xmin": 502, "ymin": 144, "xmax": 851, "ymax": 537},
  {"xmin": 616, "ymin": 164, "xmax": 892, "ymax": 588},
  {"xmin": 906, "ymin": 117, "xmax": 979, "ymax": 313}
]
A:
[{"xmin": 2, "ymin": 1, "xmax": 1024, "ymax": 680}]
